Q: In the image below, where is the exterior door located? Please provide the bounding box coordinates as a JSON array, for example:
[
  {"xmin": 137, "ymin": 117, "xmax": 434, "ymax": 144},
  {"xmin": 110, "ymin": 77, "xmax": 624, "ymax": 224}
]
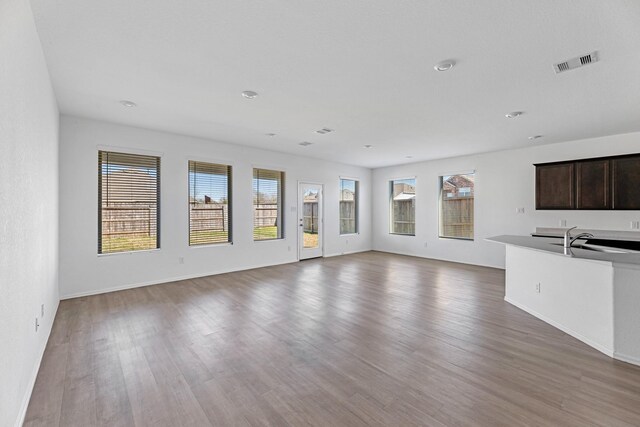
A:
[{"xmin": 298, "ymin": 182, "xmax": 323, "ymax": 260}]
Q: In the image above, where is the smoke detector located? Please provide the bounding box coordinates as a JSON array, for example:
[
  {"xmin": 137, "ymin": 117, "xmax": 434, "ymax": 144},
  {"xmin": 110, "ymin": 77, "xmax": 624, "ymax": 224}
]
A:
[
  {"xmin": 241, "ymin": 90, "xmax": 258, "ymax": 99},
  {"xmin": 553, "ymin": 51, "xmax": 599, "ymax": 74},
  {"xmin": 434, "ymin": 60, "xmax": 455, "ymax": 71}
]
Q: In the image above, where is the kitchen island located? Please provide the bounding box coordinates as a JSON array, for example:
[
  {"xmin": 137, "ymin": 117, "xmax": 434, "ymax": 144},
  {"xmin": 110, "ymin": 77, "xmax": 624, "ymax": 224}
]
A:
[{"xmin": 488, "ymin": 234, "xmax": 640, "ymax": 366}]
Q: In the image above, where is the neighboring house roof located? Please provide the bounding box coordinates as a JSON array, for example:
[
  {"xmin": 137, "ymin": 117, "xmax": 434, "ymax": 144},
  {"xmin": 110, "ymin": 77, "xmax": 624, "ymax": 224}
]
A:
[
  {"xmin": 394, "ymin": 192, "xmax": 416, "ymax": 201},
  {"xmin": 340, "ymin": 189, "xmax": 355, "ymax": 201},
  {"xmin": 443, "ymin": 175, "xmax": 475, "ymax": 197},
  {"xmin": 392, "ymin": 183, "xmax": 415, "ymax": 197},
  {"xmin": 444, "ymin": 175, "xmax": 474, "ymax": 190},
  {"xmin": 304, "ymin": 193, "xmax": 318, "ymax": 202}
]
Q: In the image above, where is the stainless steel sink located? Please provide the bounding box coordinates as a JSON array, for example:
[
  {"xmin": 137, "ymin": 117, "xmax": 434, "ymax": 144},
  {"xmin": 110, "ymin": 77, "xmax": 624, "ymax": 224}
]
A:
[
  {"xmin": 550, "ymin": 242, "xmax": 633, "ymax": 254},
  {"xmin": 575, "ymin": 243, "xmax": 629, "ymax": 254}
]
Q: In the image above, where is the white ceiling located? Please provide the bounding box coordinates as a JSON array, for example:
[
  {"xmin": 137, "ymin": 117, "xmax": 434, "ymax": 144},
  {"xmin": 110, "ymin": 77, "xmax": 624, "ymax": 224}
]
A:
[{"xmin": 31, "ymin": 0, "xmax": 640, "ymax": 168}]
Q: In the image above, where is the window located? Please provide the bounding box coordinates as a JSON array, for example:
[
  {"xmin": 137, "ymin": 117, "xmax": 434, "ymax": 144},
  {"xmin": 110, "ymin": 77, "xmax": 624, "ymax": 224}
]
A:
[
  {"xmin": 390, "ymin": 178, "xmax": 415, "ymax": 235},
  {"xmin": 98, "ymin": 151, "xmax": 160, "ymax": 254},
  {"xmin": 339, "ymin": 178, "xmax": 358, "ymax": 234},
  {"xmin": 189, "ymin": 161, "xmax": 232, "ymax": 245},
  {"xmin": 253, "ymin": 168, "xmax": 284, "ymax": 240},
  {"xmin": 439, "ymin": 173, "xmax": 475, "ymax": 240}
]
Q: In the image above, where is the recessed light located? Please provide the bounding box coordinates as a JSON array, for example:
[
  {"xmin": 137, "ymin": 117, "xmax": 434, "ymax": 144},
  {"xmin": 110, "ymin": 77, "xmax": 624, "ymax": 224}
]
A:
[
  {"xmin": 120, "ymin": 100, "xmax": 137, "ymax": 107},
  {"xmin": 434, "ymin": 60, "xmax": 455, "ymax": 71},
  {"xmin": 528, "ymin": 135, "xmax": 543, "ymax": 140},
  {"xmin": 505, "ymin": 111, "xmax": 523, "ymax": 118},
  {"xmin": 363, "ymin": 144, "xmax": 373, "ymax": 149},
  {"xmin": 299, "ymin": 141, "xmax": 313, "ymax": 146},
  {"xmin": 265, "ymin": 133, "xmax": 276, "ymax": 137},
  {"xmin": 241, "ymin": 90, "xmax": 258, "ymax": 99}
]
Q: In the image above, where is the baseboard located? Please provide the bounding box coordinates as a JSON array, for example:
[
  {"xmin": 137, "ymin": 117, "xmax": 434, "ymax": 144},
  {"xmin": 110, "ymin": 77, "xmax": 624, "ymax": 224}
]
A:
[
  {"xmin": 372, "ymin": 248, "xmax": 505, "ymax": 270},
  {"xmin": 613, "ymin": 351, "xmax": 640, "ymax": 367},
  {"xmin": 504, "ymin": 296, "xmax": 615, "ymax": 358},
  {"xmin": 15, "ymin": 299, "xmax": 60, "ymax": 427},
  {"xmin": 323, "ymin": 249, "xmax": 370, "ymax": 258},
  {"xmin": 61, "ymin": 259, "xmax": 300, "ymax": 300}
]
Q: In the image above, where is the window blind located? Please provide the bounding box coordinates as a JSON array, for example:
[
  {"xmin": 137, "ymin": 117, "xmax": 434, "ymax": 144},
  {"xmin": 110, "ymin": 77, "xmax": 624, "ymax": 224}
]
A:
[
  {"xmin": 189, "ymin": 161, "xmax": 232, "ymax": 245},
  {"xmin": 98, "ymin": 151, "xmax": 160, "ymax": 254},
  {"xmin": 253, "ymin": 168, "xmax": 284, "ymax": 240},
  {"xmin": 390, "ymin": 178, "xmax": 416, "ymax": 235},
  {"xmin": 339, "ymin": 179, "xmax": 358, "ymax": 234}
]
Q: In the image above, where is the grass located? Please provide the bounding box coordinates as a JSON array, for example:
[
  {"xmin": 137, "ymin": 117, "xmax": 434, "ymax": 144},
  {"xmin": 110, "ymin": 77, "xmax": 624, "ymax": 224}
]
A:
[
  {"xmin": 254, "ymin": 226, "xmax": 278, "ymax": 240},
  {"xmin": 101, "ymin": 234, "xmax": 157, "ymax": 253},
  {"xmin": 303, "ymin": 232, "xmax": 318, "ymax": 248},
  {"xmin": 103, "ymin": 226, "xmax": 309, "ymax": 251},
  {"xmin": 189, "ymin": 230, "xmax": 229, "ymax": 245}
]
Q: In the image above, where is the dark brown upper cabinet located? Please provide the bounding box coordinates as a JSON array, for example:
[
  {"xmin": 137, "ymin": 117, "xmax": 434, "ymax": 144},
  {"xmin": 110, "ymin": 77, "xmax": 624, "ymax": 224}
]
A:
[
  {"xmin": 536, "ymin": 163, "xmax": 575, "ymax": 209},
  {"xmin": 535, "ymin": 153, "xmax": 640, "ymax": 210},
  {"xmin": 576, "ymin": 159, "xmax": 609, "ymax": 209},
  {"xmin": 612, "ymin": 156, "xmax": 640, "ymax": 210}
]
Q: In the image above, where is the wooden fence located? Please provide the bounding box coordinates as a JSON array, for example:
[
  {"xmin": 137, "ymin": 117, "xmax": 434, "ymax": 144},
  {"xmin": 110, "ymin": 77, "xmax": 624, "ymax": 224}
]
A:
[
  {"xmin": 440, "ymin": 197, "xmax": 474, "ymax": 239},
  {"xmin": 303, "ymin": 201, "xmax": 318, "ymax": 233},
  {"xmin": 254, "ymin": 203, "xmax": 279, "ymax": 228},
  {"xmin": 103, "ymin": 201, "xmax": 373, "ymax": 239},
  {"xmin": 339, "ymin": 200, "xmax": 356, "ymax": 233},
  {"xmin": 101, "ymin": 205, "xmax": 156, "ymax": 237},
  {"xmin": 392, "ymin": 200, "xmax": 415, "ymax": 234},
  {"xmin": 190, "ymin": 204, "xmax": 228, "ymax": 232}
]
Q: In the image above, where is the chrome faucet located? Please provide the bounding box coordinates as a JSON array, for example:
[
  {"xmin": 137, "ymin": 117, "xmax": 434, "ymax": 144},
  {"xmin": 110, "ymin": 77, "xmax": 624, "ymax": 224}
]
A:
[{"xmin": 563, "ymin": 226, "xmax": 594, "ymax": 248}]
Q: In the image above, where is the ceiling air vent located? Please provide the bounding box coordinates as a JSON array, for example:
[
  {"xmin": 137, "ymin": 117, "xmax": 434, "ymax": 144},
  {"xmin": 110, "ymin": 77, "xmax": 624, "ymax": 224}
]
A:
[
  {"xmin": 553, "ymin": 51, "xmax": 599, "ymax": 74},
  {"xmin": 315, "ymin": 128, "xmax": 334, "ymax": 134}
]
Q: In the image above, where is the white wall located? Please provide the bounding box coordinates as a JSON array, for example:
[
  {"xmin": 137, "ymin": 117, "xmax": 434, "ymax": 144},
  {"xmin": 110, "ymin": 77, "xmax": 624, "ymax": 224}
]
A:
[
  {"xmin": 0, "ymin": 0, "xmax": 60, "ymax": 425},
  {"xmin": 59, "ymin": 116, "xmax": 372, "ymax": 298},
  {"xmin": 505, "ymin": 245, "xmax": 614, "ymax": 356},
  {"xmin": 373, "ymin": 132, "xmax": 640, "ymax": 268}
]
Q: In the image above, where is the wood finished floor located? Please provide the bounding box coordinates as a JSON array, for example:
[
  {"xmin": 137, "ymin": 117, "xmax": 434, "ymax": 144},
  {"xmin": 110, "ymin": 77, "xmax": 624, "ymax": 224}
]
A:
[{"xmin": 25, "ymin": 251, "xmax": 640, "ymax": 426}]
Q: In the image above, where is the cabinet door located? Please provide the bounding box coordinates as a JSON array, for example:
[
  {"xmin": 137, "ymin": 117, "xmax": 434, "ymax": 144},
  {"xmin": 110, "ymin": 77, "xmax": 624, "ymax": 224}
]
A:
[
  {"xmin": 576, "ymin": 159, "xmax": 610, "ymax": 209},
  {"xmin": 536, "ymin": 163, "xmax": 575, "ymax": 209},
  {"xmin": 612, "ymin": 155, "xmax": 640, "ymax": 209}
]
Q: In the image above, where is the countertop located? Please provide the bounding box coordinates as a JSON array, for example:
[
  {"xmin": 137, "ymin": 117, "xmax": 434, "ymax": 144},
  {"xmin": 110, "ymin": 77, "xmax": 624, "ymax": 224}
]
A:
[{"xmin": 486, "ymin": 235, "xmax": 640, "ymax": 266}]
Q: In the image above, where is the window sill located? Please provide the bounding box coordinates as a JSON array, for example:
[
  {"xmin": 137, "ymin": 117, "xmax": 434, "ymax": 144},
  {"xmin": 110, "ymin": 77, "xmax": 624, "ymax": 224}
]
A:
[
  {"xmin": 189, "ymin": 242, "xmax": 233, "ymax": 249},
  {"xmin": 340, "ymin": 232, "xmax": 359, "ymax": 236},
  {"xmin": 254, "ymin": 238, "xmax": 285, "ymax": 242},
  {"xmin": 98, "ymin": 248, "xmax": 161, "ymax": 257},
  {"xmin": 389, "ymin": 233, "xmax": 416, "ymax": 236},
  {"xmin": 439, "ymin": 236, "xmax": 474, "ymax": 241}
]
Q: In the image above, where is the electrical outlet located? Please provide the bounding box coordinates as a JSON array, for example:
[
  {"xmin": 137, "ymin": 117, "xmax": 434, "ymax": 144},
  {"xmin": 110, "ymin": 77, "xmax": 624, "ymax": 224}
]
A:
[
  {"xmin": 41, "ymin": 304, "xmax": 44, "ymax": 318},
  {"xmin": 424, "ymin": 242, "xmax": 428, "ymax": 247},
  {"xmin": 559, "ymin": 219, "xmax": 567, "ymax": 227},
  {"xmin": 178, "ymin": 257, "xmax": 184, "ymax": 264},
  {"xmin": 287, "ymin": 246, "xmax": 291, "ymax": 251},
  {"xmin": 516, "ymin": 207, "xmax": 525, "ymax": 214},
  {"xmin": 535, "ymin": 283, "xmax": 541, "ymax": 293},
  {"xmin": 35, "ymin": 318, "xmax": 40, "ymax": 332},
  {"xmin": 345, "ymin": 240, "xmax": 349, "ymax": 245},
  {"xmin": 632, "ymin": 221, "xmax": 640, "ymax": 230}
]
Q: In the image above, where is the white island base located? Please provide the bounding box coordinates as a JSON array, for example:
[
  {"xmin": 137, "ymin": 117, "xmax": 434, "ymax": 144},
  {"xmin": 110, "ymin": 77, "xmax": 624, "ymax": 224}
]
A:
[{"xmin": 505, "ymin": 244, "xmax": 640, "ymax": 366}]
